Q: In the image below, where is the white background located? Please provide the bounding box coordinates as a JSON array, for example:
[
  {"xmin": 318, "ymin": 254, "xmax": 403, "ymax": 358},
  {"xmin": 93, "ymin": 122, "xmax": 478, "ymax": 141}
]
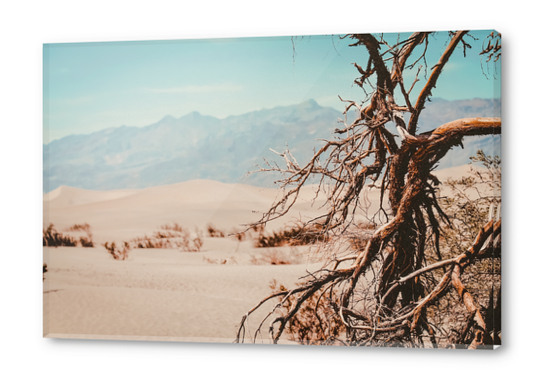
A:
[{"xmin": 0, "ymin": 1, "xmax": 538, "ymax": 378}]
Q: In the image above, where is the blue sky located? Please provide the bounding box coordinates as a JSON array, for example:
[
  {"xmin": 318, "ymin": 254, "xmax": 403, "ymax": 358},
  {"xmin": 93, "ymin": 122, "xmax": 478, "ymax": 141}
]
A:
[{"xmin": 43, "ymin": 30, "xmax": 500, "ymax": 142}]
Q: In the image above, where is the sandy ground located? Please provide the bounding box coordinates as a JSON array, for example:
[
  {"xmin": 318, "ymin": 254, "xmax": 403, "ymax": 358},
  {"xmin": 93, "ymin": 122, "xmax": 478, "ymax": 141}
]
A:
[
  {"xmin": 44, "ymin": 244, "xmax": 320, "ymax": 343},
  {"xmin": 43, "ymin": 165, "xmax": 474, "ymax": 343}
]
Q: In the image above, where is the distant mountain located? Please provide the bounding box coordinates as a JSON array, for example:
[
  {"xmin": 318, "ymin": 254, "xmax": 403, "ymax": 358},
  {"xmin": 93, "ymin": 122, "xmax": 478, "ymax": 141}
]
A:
[{"xmin": 43, "ymin": 98, "xmax": 501, "ymax": 192}]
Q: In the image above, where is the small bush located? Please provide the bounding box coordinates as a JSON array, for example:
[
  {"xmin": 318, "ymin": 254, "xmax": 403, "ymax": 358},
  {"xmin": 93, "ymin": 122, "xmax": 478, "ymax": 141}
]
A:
[
  {"xmin": 207, "ymin": 224, "xmax": 225, "ymax": 238},
  {"xmin": 229, "ymin": 227, "xmax": 246, "ymax": 241},
  {"xmin": 192, "ymin": 229, "xmax": 203, "ymax": 251},
  {"xmin": 160, "ymin": 223, "xmax": 184, "ymax": 233},
  {"xmin": 65, "ymin": 223, "xmax": 92, "ymax": 234},
  {"xmin": 103, "ymin": 241, "xmax": 131, "ymax": 260},
  {"xmin": 269, "ymin": 280, "xmax": 345, "ymax": 345},
  {"xmin": 251, "ymin": 224, "xmax": 265, "ymax": 233},
  {"xmin": 102, "ymin": 223, "xmax": 203, "ymax": 260},
  {"xmin": 250, "ymin": 248, "xmax": 301, "ymax": 265},
  {"xmin": 65, "ymin": 223, "xmax": 94, "ymax": 247},
  {"xmin": 43, "ymin": 223, "xmax": 95, "ymax": 247},
  {"xmin": 130, "ymin": 235, "xmax": 173, "ymax": 249},
  {"xmin": 255, "ymin": 224, "xmax": 325, "ymax": 248},
  {"xmin": 79, "ymin": 237, "xmax": 94, "ymax": 247},
  {"xmin": 43, "ymin": 263, "xmax": 48, "ymax": 281},
  {"xmin": 43, "ymin": 224, "xmax": 77, "ymax": 247},
  {"xmin": 130, "ymin": 225, "xmax": 203, "ymax": 252},
  {"xmin": 152, "ymin": 230, "xmax": 180, "ymax": 239}
]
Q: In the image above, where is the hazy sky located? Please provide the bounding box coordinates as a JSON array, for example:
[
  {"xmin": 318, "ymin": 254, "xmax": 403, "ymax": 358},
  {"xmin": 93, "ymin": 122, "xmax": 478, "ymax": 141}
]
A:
[{"xmin": 43, "ymin": 30, "xmax": 500, "ymax": 142}]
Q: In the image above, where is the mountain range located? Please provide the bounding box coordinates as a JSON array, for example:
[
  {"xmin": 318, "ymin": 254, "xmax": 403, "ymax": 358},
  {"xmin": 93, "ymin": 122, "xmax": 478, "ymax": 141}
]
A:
[{"xmin": 43, "ymin": 98, "xmax": 501, "ymax": 192}]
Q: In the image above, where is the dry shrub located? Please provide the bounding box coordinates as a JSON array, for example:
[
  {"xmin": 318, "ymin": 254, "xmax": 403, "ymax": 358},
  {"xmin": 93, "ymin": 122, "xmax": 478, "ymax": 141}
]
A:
[
  {"xmin": 130, "ymin": 225, "xmax": 203, "ymax": 252},
  {"xmin": 103, "ymin": 241, "xmax": 131, "ymax": 260},
  {"xmin": 66, "ymin": 223, "xmax": 94, "ymax": 247},
  {"xmin": 101, "ymin": 224, "xmax": 203, "ymax": 261},
  {"xmin": 152, "ymin": 230, "xmax": 181, "ymax": 239},
  {"xmin": 43, "ymin": 224, "xmax": 77, "ymax": 247},
  {"xmin": 78, "ymin": 237, "xmax": 94, "ymax": 247},
  {"xmin": 250, "ymin": 248, "xmax": 301, "ymax": 265},
  {"xmin": 255, "ymin": 224, "xmax": 326, "ymax": 248},
  {"xmin": 422, "ymin": 151, "xmax": 502, "ymax": 346},
  {"xmin": 43, "ymin": 223, "xmax": 95, "ymax": 247},
  {"xmin": 207, "ymin": 224, "xmax": 225, "ymax": 238},
  {"xmin": 229, "ymin": 227, "xmax": 247, "ymax": 241},
  {"xmin": 130, "ymin": 235, "xmax": 174, "ymax": 249},
  {"xmin": 251, "ymin": 224, "xmax": 264, "ymax": 233},
  {"xmin": 160, "ymin": 223, "xmax": 184, "ymax": 232},
  {"xmin": 269, "ymin": 280, "xmax": 345, "ymax": 345}
]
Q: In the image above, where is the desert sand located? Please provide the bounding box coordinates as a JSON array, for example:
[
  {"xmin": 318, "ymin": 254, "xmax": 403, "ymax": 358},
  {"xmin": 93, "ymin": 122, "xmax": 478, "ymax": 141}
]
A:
[{"xmin": 43, "ymin": 165, "xmax": 474, "ymax": 343}]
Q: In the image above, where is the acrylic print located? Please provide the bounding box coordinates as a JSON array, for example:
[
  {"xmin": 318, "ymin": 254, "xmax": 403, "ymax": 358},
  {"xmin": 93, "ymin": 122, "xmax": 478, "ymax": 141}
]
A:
[{"xmin": 43, "ymin": 31, "xmax": 501, "ymax": 349}]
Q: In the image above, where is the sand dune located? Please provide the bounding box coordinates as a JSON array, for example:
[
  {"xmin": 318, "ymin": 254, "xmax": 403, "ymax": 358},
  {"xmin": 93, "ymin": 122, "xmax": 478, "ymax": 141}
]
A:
[
  {"xmin": 44, "ymin": 186, "xmax": 139, "ymax": 206},
  {"xmin": 43, "ymin": 178, "xmax": 331, "ymax": 342},
  {"xmin": 43, "ymin": 165, "xmax": 474, "ymax": 342},
  {"xmin": 44, "ymin": 179, "xmax": 338, "ymax": 242},
  {"xmin": 44, "ymin": 166, "xmax": 472, "ymax": 239}
]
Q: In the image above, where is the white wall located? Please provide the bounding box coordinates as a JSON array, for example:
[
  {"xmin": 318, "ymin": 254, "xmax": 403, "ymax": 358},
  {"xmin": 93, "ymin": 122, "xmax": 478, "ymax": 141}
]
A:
[{"xmin": 1, "ymin": 1, "xmax": 537, "ymax": 378}]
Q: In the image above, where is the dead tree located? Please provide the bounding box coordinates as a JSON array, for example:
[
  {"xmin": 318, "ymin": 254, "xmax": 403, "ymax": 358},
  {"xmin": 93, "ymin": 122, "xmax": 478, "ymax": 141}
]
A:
[{"xmin": 236, "ymin": 31, "xmax": 501, "ymax": 349}]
